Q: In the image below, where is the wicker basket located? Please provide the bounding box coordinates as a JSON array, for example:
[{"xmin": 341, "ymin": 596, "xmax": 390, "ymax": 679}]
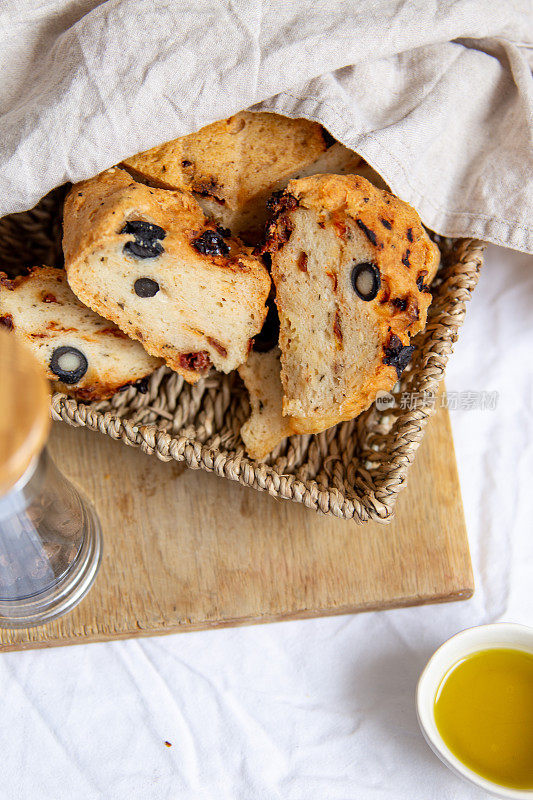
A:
[{"xmin": 0, "ymin": 185, "xmax": 484, "ymax": 522}]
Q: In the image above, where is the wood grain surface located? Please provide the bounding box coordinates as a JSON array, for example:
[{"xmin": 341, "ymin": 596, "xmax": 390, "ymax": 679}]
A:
[{"xmin": 0, "ymin": 400, "xmax": 474, "ymax": 651}]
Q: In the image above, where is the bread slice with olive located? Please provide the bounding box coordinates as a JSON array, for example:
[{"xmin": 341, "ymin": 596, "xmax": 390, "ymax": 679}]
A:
[
  {"xmin": 0, "ymin": 267, "xmax": 162, "ymax": 400},
  {"xmin": 262, "ymin": 174, "xmax": 440, "ymax": 434},
  {"xmin": 121, "ymin": 112, "xmax": 329, "ymax": 243},
  {"xmin": 63, "ymin": 167, "xmax": 271, "ymax": 383}
]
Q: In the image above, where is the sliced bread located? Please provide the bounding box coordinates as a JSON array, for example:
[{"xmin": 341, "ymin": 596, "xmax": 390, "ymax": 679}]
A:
[
  {"xmin": 262, "ymin": 174, "xmax": 440, "ymax": 433},
  {"xmin": 238, "ymin": 347, "xmax": 295, "ymax": 461},
  {"xmin": 63, "ymin": 167, "xmax": 271, "ymax": 383},
  {"xmin": 121, "ymin": 112, "xmax": 329, "ymax": 242},
  {"xmin": 0, "ymin": 267, "xmax": 161, "ymax": 400}
]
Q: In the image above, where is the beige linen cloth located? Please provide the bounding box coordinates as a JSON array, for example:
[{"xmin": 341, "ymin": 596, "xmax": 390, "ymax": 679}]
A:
[{"xmin": 1, "ymin": 0, "xmax": 532, "ymax": 252}]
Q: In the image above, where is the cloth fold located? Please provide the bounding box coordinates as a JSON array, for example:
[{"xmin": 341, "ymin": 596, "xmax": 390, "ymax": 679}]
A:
[{"xmin": 1, "ymin": 0, "xmax": 532, "ymax": 252}]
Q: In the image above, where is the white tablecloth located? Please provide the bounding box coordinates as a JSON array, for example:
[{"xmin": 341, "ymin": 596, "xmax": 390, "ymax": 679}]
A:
[{"xmin": 0, "ymin": 244, "xmax": 531, "ymax": 800}]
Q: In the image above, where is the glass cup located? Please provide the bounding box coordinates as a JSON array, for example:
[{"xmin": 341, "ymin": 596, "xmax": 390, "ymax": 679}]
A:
[{"xmin": 0, "ymin": 448, "xmax": 102, "ymax": 627}]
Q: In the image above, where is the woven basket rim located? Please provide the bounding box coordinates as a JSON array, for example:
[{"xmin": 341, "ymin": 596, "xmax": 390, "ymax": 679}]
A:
[
  {"xmin": 0, "ymin": 180, "xmax": 484, "ymax": 522},
  {"xmin": 47, "ymin": 237, "xmax": 484, "ymax": 523}
]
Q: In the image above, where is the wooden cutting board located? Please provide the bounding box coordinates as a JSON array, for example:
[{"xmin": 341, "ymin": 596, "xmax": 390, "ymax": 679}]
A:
[{"xmin": 0, "ymin": 401, "xmax": 473, "ymax": 650}]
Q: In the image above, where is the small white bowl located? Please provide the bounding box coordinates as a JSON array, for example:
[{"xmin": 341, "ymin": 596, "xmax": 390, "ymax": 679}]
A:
[{"xmin": 416, "ymin": 623, "xmax": 533, "ymax": 799}]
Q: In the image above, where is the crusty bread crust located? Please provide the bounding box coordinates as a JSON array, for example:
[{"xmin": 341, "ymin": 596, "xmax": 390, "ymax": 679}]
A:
[
  {"xmin": 263, "ymin": 174, "xmax": 440, "ymax": 433},
  {"xmin": 63, "ymin": 167, "xmax": 271, "ymax": 383},
  {"xmin": 0, "ymin": 267, "xmax": 161, "ymax": 399},
  {"xmin": 121, "ymin": 112, "xmax": 329, "ymax": 242}
]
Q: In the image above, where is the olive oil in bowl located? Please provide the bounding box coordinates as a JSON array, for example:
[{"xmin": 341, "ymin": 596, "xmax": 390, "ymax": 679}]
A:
[{"xmin": 434, "ymin": 648, "xmax": 533, "ymax": 791}]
